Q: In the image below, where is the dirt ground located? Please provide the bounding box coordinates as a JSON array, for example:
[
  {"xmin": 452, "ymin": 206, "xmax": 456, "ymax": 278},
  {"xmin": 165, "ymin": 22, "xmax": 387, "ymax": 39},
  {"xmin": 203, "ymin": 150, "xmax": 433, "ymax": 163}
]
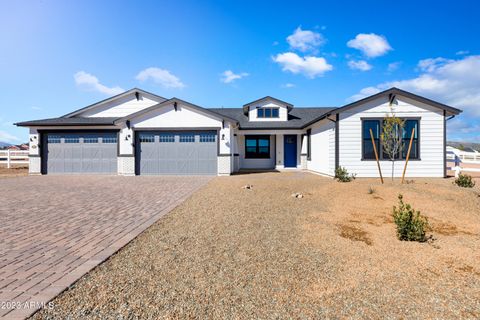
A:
[
  {"xmin": 34, "ymin": 172, "xmax": 480, "ymax": 319},
  {"xmin": 0, "ymin": 165, "xmax": 28, "ymax": 178}
]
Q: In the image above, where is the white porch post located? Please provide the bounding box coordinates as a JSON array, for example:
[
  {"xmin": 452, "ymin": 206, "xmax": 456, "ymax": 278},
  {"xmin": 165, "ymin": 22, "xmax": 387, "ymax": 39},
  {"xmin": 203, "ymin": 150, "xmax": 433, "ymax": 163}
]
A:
[
  {"xmin": 300, "ymin": 134, "xmax": 308, "ymax": 169},
  {"xmin": 275, "ymin": 134, "xmax": 284, "ymax": 169}
]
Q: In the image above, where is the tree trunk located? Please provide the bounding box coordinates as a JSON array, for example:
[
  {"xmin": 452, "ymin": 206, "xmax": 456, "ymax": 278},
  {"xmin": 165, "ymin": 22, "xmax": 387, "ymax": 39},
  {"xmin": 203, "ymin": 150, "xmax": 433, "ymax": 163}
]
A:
[{"xmin": 391, "ymin": 160, "xmax": 395, "ymax": 182}]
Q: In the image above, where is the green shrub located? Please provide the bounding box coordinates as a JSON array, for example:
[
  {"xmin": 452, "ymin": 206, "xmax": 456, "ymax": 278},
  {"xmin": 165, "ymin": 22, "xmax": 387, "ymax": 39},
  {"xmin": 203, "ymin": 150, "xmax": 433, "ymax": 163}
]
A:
[
  {"xmin": 392, "ymin": 194, "xmax": 429, "ymax": 242},
  {"xmin": 335, "ymin": 166, "xmax": 356, "ymax": 182},
  {"xmin": 454, "ymin": 173, "xmax": 476, "ymax": 188}
]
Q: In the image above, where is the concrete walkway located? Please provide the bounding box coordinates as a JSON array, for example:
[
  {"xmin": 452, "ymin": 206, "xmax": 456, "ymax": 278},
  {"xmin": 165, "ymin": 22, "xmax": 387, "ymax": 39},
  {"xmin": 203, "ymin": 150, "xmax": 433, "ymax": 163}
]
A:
[{"xmin": 0, "ymin": 175, "xmax": 210, "ymax": 319}]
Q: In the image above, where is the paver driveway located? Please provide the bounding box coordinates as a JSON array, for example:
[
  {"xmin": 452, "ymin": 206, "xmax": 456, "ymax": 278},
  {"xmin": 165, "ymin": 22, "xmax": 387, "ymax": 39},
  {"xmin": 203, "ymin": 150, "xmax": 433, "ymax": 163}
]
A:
[{"xmin": 0, "ymin": 175, "xmax": 211, "ymax": 319}]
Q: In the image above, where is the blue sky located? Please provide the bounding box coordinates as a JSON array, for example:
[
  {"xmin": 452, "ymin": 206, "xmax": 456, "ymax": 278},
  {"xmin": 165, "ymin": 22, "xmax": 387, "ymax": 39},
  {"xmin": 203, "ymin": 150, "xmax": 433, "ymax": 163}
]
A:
[{"xmin": 1, "ymin": 0, "xmax": 479, "ymax": 143}]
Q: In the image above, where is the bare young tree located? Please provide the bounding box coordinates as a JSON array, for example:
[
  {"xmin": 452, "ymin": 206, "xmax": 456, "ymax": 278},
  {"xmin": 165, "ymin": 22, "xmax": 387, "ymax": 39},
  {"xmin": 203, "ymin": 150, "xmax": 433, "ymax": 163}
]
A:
[{"xmin": 381, "ymin": 112, "xmax": 405, "ymax": 181}]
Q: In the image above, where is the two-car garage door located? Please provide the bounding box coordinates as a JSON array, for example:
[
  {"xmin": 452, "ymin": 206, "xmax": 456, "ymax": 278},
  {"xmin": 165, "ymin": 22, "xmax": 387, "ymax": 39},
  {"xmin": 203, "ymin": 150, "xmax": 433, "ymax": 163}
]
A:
[
  {"xmin": 136, "ymin": 131, "xmax": 218, "ymax": 175},
  {"xmin": 43, "ymin": 132, "xmax": 118, "ymax": 174},
  {"xmin": 42, "ymin": 131, "xmax": 218, "ymax": 175}
]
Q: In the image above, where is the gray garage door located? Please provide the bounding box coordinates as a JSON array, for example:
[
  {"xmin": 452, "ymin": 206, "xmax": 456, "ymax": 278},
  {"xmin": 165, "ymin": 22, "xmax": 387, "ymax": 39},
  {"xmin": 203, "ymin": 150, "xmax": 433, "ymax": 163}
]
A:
[
  {"xmin": 137, "ymin": 131, "xmax": 218, "ymax": 175},
  {"xmin": 44, "ymin": 133, "xmax": 118, "ymax": 174}
]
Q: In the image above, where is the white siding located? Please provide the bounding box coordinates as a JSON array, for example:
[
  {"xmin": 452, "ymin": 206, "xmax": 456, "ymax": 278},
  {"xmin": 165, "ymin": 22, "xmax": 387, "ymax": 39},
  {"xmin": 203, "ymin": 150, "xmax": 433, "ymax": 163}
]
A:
[
  {"xmin": 307, "ymin": 118, "xmax": 335, "ymax": 176},
  {"xmin": 338, "ymin": 95, "xmax": 445, "ymax": 178},
  {"xmin": 82, "ymin": 93, "xmax": 161, "ymax": 117}
]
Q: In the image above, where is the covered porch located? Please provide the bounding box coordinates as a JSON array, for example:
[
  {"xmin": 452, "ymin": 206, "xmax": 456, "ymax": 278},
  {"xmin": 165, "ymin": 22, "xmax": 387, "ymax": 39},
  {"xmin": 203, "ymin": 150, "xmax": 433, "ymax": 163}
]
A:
[{"xmin": 233, "ymin": 130, "xmax": 307, "ymax": 171}]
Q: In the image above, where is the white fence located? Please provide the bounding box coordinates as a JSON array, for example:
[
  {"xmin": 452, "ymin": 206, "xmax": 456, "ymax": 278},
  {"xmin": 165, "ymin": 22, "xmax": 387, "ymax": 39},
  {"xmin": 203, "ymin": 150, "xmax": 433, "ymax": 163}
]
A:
[
  {"xmin": 446, "ymin": 146, "xmax": 480, "ymax": 177},
  {"xmin": 0, "ymin": 150, "xmax": 29, "ymax": 168}
]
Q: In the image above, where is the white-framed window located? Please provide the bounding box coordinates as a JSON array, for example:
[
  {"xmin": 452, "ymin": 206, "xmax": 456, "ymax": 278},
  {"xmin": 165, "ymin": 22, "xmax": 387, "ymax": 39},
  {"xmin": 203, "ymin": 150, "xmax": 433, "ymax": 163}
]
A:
[{"xmin": 257, "ymin": 107, "xmax": 279, "ymax": 118}]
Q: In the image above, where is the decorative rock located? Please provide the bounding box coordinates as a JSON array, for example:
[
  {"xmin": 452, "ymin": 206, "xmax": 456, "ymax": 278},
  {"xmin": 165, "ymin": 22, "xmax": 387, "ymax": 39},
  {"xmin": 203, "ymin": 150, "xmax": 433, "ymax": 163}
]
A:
[{"xmin": 242, "ymin": 184, "xmax": 253, "ymax": 190}]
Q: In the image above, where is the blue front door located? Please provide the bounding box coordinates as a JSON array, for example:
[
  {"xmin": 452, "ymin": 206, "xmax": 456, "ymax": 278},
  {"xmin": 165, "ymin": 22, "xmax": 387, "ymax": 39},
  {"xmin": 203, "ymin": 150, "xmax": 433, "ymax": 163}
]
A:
[{"xmin": 284, "ymin": 135, "xmax": 297, "ymax": 168}]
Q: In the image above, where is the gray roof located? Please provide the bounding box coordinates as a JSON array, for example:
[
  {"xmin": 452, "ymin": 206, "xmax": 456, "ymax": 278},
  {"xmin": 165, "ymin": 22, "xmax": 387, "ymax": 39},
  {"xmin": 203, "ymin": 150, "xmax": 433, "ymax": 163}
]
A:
[
  {"xmin": 208, "ymin": 107, "xmax": 334, "ymax": 129},
  {"xmin": 15, "ymin": 117, "xmax": 120, "ymax": 127}
]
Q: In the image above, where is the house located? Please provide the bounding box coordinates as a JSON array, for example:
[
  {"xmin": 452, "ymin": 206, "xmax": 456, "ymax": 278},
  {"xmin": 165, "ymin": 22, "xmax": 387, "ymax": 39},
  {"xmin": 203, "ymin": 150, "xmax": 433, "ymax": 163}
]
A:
[{"xmin": 15, "ymin": 87, "xmax": 462, "ymax": 177}]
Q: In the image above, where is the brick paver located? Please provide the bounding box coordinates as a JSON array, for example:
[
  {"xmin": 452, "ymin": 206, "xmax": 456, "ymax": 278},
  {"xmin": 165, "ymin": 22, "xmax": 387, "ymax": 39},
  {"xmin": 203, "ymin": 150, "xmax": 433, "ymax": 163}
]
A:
[{"xmin": 0, "ymin": 175, "xmax": 210, "ymax": 319}]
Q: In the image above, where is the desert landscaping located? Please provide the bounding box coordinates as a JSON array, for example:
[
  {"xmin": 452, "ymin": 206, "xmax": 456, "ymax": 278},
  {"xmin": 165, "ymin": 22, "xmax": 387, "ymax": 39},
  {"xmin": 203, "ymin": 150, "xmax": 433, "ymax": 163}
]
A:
[{"xmin": 31, "ymin": 172, "xmax": 480, "ymax": 319}]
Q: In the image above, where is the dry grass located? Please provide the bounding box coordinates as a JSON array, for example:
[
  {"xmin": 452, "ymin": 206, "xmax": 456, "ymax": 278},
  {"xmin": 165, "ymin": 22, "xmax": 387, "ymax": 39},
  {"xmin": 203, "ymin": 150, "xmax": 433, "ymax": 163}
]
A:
[
  {"xmin": 0, "ymin": 165, "xmax": 28, "ymax": 178},
  {"xmin": 33, "ymin": 172, "xmax": 480, "ymax": 319}
]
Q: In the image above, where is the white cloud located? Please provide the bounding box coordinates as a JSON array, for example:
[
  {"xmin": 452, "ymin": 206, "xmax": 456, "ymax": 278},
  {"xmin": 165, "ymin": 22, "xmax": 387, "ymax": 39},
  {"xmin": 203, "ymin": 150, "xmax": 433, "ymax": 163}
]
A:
[
  {"xmin": 349, "ymin": 55, "xmax": 480, "ymax": 117},
  {"xmin": 282, "ymin": 83, "xmax": 296, "ymax": 88},
  {"xmin": 273, "ymin": 52, "xmax": 333, "ymax": 78},
  {"xmin": 456, "ymin": 50, "xmax": 469, "ymax": 55},
  {"xmin": 347, "ymin": 33, "xmax": 392, "ymax": 58},
  {"xmin": 387, "ymin": 61, "xmax": 401, "ymax": 72},
  {"xmin": 348, "ymin": 60, "xmax": 372, "ymax": 71},
  {"xmin": 417, "ymin": 57, "xmax": 453, "ymax": 72},
  {"xmin": 74, "ymin": 71, "xmax": 124, "ymax": 95},
  {"xmin": 135, "ymin": 67, "xmax": 185, "ymax": 88},
  {"xmin": 287, "ymin": 27, "xmax": 325, "ymax": 52},
  {"xmin": 220, "ymin": 70, "xmax": 249, "ymax": 84},
  {"xmin": 0, "ymin": 130, "xmax": 21, "ymax": 143},
  {"xmin": 31, "ymin": 106, "xmax": 42, "ymax": 111}
]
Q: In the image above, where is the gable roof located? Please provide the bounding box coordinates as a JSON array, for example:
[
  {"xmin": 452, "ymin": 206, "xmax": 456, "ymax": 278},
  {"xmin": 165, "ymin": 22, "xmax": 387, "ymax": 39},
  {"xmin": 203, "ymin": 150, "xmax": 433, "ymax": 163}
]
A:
[
  {"xmin": 210, "ymin": 107, "xmax": 334, "ymax": 129},
  {"xmin": 242, "ymin": 96, "xmax": 294, "ymax": 115},
  {"xmin": 337, "ymin": 87, "xmax": 462, "ymax": 116},
  {"xmin": 114, "ymin": 98, "xmax": 239, "ymax": 125},
  {"xmin": 15, "ymin": 117, "xmax": 119, "ymax": 127},
  {"xmin": 302, "ymin": 87, "xmax": 463, "ymax": 128},
  {"xmin": 62, "ymin": 88, "xmax": 167, "ymax": 118}
]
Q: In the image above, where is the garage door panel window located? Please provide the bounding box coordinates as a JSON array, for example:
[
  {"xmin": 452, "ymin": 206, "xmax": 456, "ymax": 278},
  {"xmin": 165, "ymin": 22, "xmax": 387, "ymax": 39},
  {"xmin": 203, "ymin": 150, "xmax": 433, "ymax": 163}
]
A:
[
  {"xmin": 101, "ymin": 136, "xmax": 117, "ymax": 144},
  {"xmin": 245, "ymin": 135, "xmax": 270, "ymax": 159},
  {"xmin": 159, "ymin": 134, "xmax": 175, "ymax": 143},
  {"xmin": 200, "ymin": 133, "xmax": 216, "ymax": 143},
  {"xmin": 180, "ymin": 134, "xmax": 195, "ymax": 143},
  {"xmin": 83, "ymin": 137, "xmax": 98, "ymax": 144},
  {"xmin": 64, "ymin": 137, "xmax": 79, "ymax": 143},
  {"xmin": 139, "ymin": 134, "xmax": 154, "ymax": 143},
  {"xmin": 47, "ymin": 135, "xmax": 61, "ymax": 143}
]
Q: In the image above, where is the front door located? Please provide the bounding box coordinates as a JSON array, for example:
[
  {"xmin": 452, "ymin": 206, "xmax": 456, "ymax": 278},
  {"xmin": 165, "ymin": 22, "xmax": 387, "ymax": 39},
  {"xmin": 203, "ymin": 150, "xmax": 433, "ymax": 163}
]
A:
[{"xmin": 284, "ymin": 135, "xmax": 297, "ymax": 168}]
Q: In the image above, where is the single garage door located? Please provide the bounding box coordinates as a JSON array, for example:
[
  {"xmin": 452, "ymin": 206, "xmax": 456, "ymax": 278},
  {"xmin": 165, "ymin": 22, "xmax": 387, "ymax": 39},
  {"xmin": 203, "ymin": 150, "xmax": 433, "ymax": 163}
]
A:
[
  {"xmin": 43, "ymin": 133, "xmax": 118, "ymax": 174},
  {"xmin": 137, "ymin": 131, "xmax": 218, "ymax": 175}
]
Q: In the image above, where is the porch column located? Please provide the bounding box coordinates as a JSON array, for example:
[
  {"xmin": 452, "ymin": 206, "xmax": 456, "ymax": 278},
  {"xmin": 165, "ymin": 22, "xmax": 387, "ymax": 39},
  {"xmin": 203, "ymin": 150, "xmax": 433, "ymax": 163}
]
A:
[
  {"xmin": 300, "ymin": 134, "xmax": 308, "ymax": 169},
  {"xmin": 28, "ymin": 128, "xmax": 41, "ymax": 175},
  {"xmin": 275, "ymin": 134, "xmax": 284, "ymax": 169}
]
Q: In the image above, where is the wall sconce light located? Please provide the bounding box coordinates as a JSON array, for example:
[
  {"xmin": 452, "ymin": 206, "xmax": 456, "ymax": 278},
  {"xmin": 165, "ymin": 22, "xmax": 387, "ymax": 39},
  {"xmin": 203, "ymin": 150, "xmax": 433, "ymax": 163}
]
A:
[
  {"xmin": 221, "ymin": 134, "xmax": 225, "ymax": 140},
  {"xmin": 125, "ymin": 134, "xmax": 131, "ymax": 141}
]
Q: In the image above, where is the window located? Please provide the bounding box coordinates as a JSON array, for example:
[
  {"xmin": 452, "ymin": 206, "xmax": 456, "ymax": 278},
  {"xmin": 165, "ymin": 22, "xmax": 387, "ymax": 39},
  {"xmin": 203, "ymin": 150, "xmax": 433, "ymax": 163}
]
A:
[
  {"xmin": 306, "ymin": 129, "xmax": 312, "ymax": 160},
  {"xmin": 64, "ymin": 136, "xmax": 79, "ymax": 143},
  {"xmin": 47, "ymin": 135, "xmax": 61, "ymax": 143},
  {"xmin": 257, "ymin": 107, "xmax": 280, "ymax": 118},
  {"xmin": 179, "ymin": 134, "xmax": 195, "ymax": 143},
  {"xmin": 363, "ymin": 120, "xmax": 380, "ymax": 160},
  {"xmin": 362, "ymin": 119, "xmax": 419, "ymax": 160},
  {"xmin": 159, "ymin": 134, "xmax": 175, "ymax": 143},
  {"xmin": 245, "ymin": 135, "xmax": 270, "ymax": 158},
  {"xmin": 199, "ymin": 133, "xmax": 216, "ymax": 143},
  {"xmin": 83, "ymin": 137, "xmax": 98, "ymax": 143},
  {"xmin": 102, "ymin": 136, "xmax": 117, "ymax": 144},
  {"xmin": 139, "ymin": 134, "xmax": 154, "ymax": 143},
  {"xmin": 402, "ymin": 120, "xmax": 419, "ymax": 159}
]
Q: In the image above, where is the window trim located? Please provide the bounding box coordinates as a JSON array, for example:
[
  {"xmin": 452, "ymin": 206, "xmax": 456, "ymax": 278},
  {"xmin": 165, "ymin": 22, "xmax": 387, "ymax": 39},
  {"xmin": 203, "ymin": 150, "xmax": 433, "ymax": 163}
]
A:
[
  {"xmin": 245, "ymin": 135, "xmax": 271, "ymax": 159},
  {"xmin": 306, "ymin": 129, "xmax": 312, "ymax": 161},
  {"xmin": 361, "ymin": 117, "xmax": 421, "ymax": 161},
  {"xmin": 256, "ymin": 107, "xmax": 280, "ymax": 118}
]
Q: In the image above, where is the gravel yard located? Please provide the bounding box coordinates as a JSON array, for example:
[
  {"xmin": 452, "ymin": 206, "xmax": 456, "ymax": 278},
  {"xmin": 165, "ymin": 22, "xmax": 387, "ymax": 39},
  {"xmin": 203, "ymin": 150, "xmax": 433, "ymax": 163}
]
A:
[
  {"xmin": 34, "ymin": 172, "xmax": 480, "ymax": 319},
  {"xmin": 0, "ymin": 165, "xmax": 28, "ymax": 178}
]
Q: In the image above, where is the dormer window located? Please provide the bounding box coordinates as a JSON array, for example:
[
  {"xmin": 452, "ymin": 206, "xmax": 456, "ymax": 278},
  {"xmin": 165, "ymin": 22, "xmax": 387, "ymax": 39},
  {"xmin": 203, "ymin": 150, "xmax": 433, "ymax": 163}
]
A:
[{"xmin": 257, "ymin": 107, "xmax": 279, "ymax": 118}]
